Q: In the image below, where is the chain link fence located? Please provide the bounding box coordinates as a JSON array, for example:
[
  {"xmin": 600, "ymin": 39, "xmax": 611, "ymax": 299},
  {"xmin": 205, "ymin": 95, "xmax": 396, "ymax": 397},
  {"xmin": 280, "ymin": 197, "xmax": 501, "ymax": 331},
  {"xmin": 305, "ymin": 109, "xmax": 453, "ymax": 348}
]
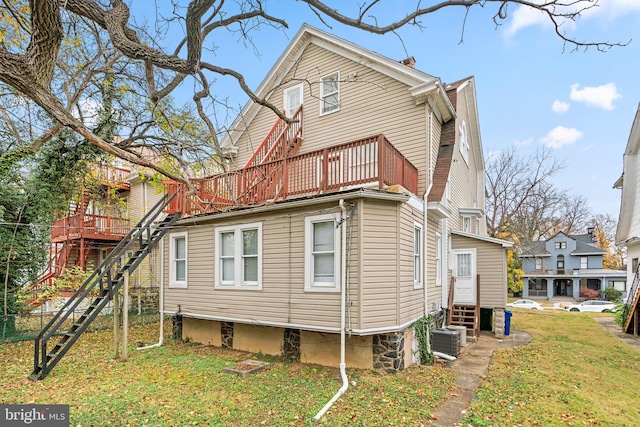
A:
[{"xmin": 0, "ymin": 302, "xmax": 160, "ymax": 344}]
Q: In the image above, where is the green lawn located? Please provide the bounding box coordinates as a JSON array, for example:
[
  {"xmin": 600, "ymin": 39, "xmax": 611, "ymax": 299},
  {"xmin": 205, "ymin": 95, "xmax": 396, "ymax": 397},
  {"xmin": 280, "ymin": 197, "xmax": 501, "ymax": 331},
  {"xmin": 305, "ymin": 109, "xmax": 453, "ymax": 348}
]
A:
[
  {"xmin": 1, "ymin": 310, "xmax": 638, "ymax": 426},
  {"xmin": 0, "ymin": 323, "xmax": 454, "ymax": 426},
  {"xmin": 463, "ymin": 309, "xmax": 640, "ymax": 426}
]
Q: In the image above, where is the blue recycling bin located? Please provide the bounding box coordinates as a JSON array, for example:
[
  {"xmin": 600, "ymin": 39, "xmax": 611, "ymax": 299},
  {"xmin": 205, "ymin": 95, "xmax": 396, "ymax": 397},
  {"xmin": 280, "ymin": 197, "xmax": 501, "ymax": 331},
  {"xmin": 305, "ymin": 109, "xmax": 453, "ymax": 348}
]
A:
[{"xmin": 504, "ymin": 309, "xmax": 512, "ymax": 336}]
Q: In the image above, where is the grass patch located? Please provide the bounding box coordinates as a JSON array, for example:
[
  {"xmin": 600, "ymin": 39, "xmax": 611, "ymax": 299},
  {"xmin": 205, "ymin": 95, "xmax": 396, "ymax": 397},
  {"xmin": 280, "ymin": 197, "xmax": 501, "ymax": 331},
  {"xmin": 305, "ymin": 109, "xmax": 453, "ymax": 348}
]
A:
[
  {"xmin": 0, "ymin": 323, "xmax": 455, "ymax": 426},
  {"xmin": 462, "ymin": 309, "xmax": 640, "ymax": 426}
]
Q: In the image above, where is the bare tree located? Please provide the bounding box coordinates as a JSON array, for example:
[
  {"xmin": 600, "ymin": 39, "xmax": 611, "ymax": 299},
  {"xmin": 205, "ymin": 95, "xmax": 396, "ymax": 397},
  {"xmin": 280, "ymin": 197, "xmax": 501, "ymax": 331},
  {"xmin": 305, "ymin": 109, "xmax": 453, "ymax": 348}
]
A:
[
  {"xmin": 485, "ymin": 147, "xmax": 592, "ymax": 248},
  {"xmin": 0, "ymin": 0, "xmax": 628, "ymax": 184}
]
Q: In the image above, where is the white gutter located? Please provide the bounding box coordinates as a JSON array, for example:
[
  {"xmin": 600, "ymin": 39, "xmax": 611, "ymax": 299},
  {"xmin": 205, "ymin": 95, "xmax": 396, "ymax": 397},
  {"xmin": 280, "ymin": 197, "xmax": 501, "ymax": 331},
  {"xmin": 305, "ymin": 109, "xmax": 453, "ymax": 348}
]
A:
[
  {"xmin": 138, "ymin": 236, "xmax": 164, "ymax": 350},
  {"xmin": 314, "ymin": 200, "xmax": 349, "ymax": 421}
]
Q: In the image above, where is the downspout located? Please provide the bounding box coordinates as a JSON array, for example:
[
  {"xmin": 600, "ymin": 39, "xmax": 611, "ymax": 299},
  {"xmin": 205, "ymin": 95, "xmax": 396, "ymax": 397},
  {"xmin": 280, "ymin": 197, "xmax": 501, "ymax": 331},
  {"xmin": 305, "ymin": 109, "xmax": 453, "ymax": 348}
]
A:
[
  {"xmin": 138, "ymin": 236, "xmax": 165, "ymax": 350},
  {"xmin": 314, "ymin": 200, "xmax": 349, "ymax": 421}
]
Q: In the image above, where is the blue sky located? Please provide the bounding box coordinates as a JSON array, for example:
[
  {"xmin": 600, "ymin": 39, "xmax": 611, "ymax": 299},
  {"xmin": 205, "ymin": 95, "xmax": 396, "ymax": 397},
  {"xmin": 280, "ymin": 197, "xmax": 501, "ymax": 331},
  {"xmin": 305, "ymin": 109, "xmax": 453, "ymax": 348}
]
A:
[{"xmin": 145, "ymin": 1, "xmax": 640, "ymax": 220}]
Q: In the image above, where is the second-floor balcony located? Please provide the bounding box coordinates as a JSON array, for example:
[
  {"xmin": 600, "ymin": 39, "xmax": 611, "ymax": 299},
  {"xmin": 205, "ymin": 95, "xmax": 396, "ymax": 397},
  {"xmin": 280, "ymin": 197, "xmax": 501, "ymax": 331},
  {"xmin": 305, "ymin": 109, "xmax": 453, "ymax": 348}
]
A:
[
  {"xmin": 51, "ymin": 213, "xmax": 130, "ymax": 243},
  {"xmin": 164, "ymin": 134, "xmax": 419, "ymax": 216}
]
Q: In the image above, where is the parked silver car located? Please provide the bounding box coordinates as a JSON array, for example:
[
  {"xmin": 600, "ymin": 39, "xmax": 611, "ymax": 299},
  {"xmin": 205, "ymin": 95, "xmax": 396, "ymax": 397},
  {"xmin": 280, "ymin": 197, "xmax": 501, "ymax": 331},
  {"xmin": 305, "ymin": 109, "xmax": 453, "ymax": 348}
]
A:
[
  {"xmin": 506, "ymin": 299, "xmax": 544, "ymax": 310},
  {"xmin": 564, "ymin": 300, "xmax": 618, "ymax": 313}
]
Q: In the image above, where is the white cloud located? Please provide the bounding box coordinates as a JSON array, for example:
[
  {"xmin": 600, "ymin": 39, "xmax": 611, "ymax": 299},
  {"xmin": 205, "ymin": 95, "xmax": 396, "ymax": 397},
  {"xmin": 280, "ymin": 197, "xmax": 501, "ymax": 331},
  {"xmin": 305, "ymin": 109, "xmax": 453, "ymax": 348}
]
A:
[
  {"xmin": 552, "ymin": 100, "xmax": 570, "ymax": 113},
  {"xmin": 569, "ymin": 83, "xmax": 621, "ymax": 110},
  {"xmin": 540, "ymin": 126, "xmax": 583, "ymax": 149},
  {"xmin": 504, "ymin": 5, "xmax": 550, "ymax": 38},
  {"xmin": 581, "ymin": 0, "xmax": 640, "ymax": 21},
  {"xmin": 503, "ymin": 0, "xmax": 640, "ymax": 38},
  {"xmin": 514, "ymin": 138, "xmax": 533, "ymax": 146}
]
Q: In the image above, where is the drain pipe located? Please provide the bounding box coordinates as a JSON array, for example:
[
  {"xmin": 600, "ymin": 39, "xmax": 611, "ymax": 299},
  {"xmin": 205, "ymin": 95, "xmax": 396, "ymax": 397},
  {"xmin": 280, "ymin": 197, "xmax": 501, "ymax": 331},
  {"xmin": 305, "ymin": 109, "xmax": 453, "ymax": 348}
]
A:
[
  {"xmin": 138, "ymin": 236, "xmax": 165, "ymax": 350},
  {"xmin": 314, "ymin": 200, "xmax": 349, "ymax": 421}
]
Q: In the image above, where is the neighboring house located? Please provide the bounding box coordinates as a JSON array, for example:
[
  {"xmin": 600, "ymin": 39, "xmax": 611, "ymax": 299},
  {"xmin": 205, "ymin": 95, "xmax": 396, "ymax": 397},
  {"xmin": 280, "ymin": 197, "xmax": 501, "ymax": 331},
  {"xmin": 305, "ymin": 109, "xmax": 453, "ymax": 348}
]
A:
[
  {"xmin": 615, "ymin": 103, "xmax": 640, "ymax": 334},
  {"xmin": 158, "ymin": 24, "xmax": 512, "ymax": 372},
  {"xmin": 31, "ymin": 162, "xmax": 163, "ymax": 314},
  {"xmin": 520, "ymin": 230, "xmax": 626, "ymax": 300}
]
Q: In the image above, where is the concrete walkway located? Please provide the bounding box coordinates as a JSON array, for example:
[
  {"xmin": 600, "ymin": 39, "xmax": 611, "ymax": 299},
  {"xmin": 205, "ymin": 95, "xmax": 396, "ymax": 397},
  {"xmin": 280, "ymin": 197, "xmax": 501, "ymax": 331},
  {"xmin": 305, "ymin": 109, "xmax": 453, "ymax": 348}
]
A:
[
  {"xmin": 428, "ymin": 330, "xmax": 532, "ymax": 427},
  {"xmin": 594, "ymin": 317, "xmax": 640, "ymax": 350},
  {"xmin": 428, "ymin": 318, "xmax": 640, "ymax": 426}
]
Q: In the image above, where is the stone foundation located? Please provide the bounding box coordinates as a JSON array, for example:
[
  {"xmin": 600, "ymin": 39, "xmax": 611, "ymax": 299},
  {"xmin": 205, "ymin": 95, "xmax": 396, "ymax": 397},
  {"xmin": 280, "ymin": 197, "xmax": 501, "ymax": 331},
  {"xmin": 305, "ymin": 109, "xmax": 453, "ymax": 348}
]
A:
[
  {"xmin": 178, "ymin": 316, "xmax": 417, "ymax": 372},
  {"xmin": 221, "ymin": 322, "xmax": 234, "ymax": 348},
  {"xmin": 172, "ymin": 314, "xmax": 183, "ymax": 340},
  {"xmin": 373, "ymin": 332, "xmax": 405, "ymax": 374},
  {"xmin": 283, "ymin": 328, "xmax": 301, "ymax": 361},
  {"xmin": 494, "ymin": 308, "xmax": 505, "ymax": 338}
]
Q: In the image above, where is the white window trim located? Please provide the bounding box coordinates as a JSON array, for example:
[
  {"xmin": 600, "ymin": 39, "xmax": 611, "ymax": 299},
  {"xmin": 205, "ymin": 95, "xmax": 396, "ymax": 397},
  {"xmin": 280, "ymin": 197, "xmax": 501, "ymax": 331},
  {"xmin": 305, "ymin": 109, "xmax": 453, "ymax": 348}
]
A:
[
  {"xmin": 462, "ymin": 216, "xmax": 471, "ymax": 233},
  {"xmin": 215, "ymin": 222, "xmax": 263, "ymax": 290},
  {"xmin": 283, "ymin": 83, "xmax": 303, "ymax": 117},
  {"xmin": 414, "ymin": 221, "xmax": 423, "ymax": 289},
  {"xmin": 305, "ymin": 213, "xmax": 341, "ymax": 292},
  {"xmin": 580, "ymin": 256, "xmax": 588, "ymax": 269},
  {"xmin": 319, "ymin": 71, "xmax": 340, "ymax": 116},
  {"xmin": 169, "ymin": 232, "xmax": 188, "ymax": 289},
  {"xmin": 459, "ymin": 120, "xmax": 469, "ymax": 164}
]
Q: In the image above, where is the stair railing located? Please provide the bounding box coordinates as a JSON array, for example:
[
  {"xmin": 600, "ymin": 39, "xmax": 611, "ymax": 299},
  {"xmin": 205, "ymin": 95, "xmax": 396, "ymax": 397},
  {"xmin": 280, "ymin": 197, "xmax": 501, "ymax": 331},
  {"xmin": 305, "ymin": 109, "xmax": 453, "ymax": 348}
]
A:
[{"xmin": 33, "ymin": 191, "xmax": 178, "ymax": 377}]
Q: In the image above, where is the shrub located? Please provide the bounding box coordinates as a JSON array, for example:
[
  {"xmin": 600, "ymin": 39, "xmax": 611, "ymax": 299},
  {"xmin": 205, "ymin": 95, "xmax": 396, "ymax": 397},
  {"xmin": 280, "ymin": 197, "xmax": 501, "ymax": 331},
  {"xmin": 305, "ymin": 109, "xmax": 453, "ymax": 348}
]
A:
[
  {"xmin": 603, "ymin": 287, "xmax": 623, "ymax": 302},
  {"xmin": 579, "ymin": 288, "xmax": 599, "ymax": 299}
]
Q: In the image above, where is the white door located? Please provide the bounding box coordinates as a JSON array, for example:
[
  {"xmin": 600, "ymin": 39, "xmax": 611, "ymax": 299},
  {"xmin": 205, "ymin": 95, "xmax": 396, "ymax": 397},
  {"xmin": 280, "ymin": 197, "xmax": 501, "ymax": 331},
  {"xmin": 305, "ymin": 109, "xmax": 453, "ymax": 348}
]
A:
[{"xmin": 452, "ymin": 249, "xmax": 477, "ymax": 304}]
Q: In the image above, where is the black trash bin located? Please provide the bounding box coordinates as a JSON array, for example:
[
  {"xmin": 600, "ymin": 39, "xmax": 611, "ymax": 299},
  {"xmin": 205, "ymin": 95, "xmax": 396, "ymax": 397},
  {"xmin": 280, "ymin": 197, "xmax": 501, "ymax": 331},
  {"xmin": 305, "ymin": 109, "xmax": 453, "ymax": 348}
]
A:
[
  {"xmin": 480, "ymin": 308, "xmax": 493, "ymax": 331},
  {"xmin": 504, "ymin": 309, "xmax": 512, "ymax": 336}
]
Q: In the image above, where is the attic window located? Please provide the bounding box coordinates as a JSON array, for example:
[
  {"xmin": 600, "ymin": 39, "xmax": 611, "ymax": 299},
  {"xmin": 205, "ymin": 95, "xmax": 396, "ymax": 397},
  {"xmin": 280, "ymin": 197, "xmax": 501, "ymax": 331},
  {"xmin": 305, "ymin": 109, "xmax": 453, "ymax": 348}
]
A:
[
  {"xmin": 555, "ymin": 242, "xmax": 567, "ymax": 249},
  {"xmin": 320, "ymin": 71, "xmax": 340, "ymax": 115}
]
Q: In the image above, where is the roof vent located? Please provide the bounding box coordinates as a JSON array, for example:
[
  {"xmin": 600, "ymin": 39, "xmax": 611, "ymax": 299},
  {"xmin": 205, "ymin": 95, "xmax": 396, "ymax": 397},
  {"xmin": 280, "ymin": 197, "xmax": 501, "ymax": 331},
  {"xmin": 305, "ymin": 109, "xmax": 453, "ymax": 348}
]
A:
[{"xmin": 399, "ymin": 57, "xmax": 416, "ymax": 68}]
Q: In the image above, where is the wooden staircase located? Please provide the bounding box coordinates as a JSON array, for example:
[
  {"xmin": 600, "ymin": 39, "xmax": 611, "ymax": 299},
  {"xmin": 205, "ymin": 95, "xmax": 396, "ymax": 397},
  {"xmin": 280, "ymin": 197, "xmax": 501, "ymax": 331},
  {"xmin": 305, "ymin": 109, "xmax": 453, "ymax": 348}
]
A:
[
  {"xmin": 447, "ymin": 276, "xmax": 480, "ymax": 338},
  {"xmin": 623, "ymin": 268, "xmax": 640, "ymax": 335},
  {"xmin": 29, "ymin": 193, "xmax": 180, "ymax": 380}
]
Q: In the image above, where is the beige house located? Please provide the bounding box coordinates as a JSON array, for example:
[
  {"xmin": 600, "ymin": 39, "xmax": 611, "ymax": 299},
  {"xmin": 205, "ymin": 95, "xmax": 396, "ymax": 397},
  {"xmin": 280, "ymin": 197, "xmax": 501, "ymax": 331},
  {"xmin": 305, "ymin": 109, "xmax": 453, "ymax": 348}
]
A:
[
  {"xmin": 160, "ymin": 25, "xmax": 512, "ymax": 371},
  {"xmin": 615, "ymin": 103, "xmax": 640, "ymax": 335}
]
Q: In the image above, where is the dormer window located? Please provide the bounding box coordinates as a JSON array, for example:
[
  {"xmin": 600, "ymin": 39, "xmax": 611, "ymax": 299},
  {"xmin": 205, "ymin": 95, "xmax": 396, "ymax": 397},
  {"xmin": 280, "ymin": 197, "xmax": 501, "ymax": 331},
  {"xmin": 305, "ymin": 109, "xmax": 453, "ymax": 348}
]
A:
[
  {"xmin": 554, "ymin": 242, "xmax": 567, "ymax": 249},
  {"xmin": 320, "ymin": 71, "xmax": 340, "ymax": 115}
]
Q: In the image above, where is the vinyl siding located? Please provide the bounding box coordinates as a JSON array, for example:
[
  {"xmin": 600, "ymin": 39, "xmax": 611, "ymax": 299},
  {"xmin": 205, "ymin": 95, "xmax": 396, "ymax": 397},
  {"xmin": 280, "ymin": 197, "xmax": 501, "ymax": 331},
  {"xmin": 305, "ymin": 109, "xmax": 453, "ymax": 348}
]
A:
[
  {"xmin": 398, "ymin": 203, "xmax": 425, "ymax": 324},
  {"xmin": 448, "ymin": 89, "xmax": 482, "ymax": 232},
  {"xmin": 360, "ymin": 199, "xmax": 402, "ymax": 329},
  {"xmin": 426, "ymin": 216, "xmax": 444, "ymax": 311},
  {"xmin": 232, "ymin": 43, "xmax": 429, "ymax": 196},
  {"xmin": 451, "ymin": 234, "xmax": 507, "ymax": 308},
  {"xmin": 163, "ymin": 201, "xmax": 361, "ymax": 330}
]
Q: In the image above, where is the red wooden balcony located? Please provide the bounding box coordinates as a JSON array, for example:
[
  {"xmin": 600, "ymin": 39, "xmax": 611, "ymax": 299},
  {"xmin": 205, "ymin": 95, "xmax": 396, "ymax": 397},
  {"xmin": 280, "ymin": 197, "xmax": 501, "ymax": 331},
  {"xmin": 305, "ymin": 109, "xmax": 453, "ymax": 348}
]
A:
[
  {"xmin": 50, "ymin": 213, "xmax": 130, "ymax": 243},
  {"xmin": 164, "ymin": 134, "xmax": 418, "ymax": 216},
  {"xmin": 90, "ymin": 164, "xmax": 131, "ymax": 190}
]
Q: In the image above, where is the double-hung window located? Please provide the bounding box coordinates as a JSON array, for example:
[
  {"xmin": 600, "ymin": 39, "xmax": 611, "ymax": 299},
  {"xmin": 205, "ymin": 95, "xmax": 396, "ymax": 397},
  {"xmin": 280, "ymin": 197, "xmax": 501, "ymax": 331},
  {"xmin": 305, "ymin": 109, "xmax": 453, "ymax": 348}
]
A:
[
  {"xmin": 215, "ymin": 223, "xmax": 262, "ymax": 289},
  {"xmin": 580, "ymin": 256, "xmax": 588, "ymax": 269},
  {"xmin": 320, "ymin": 71, "xmax": 340, "ymax": 115},
  {"xmin": 414, "ymin": 223, "xmax": 423, "ymax": 288},
  {"xmin": 169, "ymin": 232, "xmax": 187, "ymax": 288},
  {"xmin": 305, "ymin": 214, "xmax": 340, "ymax": 291}
]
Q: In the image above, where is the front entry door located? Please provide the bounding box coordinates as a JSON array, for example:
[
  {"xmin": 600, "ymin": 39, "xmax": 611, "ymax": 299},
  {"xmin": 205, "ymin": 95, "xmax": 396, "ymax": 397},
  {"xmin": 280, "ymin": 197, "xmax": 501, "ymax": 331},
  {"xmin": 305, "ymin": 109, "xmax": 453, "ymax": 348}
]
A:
[{"xmin": 452, "ymin": 249, "xmax": 477, "ymax": 305}]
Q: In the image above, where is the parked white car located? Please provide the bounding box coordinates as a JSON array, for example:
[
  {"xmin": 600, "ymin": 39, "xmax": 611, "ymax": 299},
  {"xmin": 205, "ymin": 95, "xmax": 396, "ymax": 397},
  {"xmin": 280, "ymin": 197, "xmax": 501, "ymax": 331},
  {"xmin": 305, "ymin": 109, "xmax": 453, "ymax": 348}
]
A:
[
  {"xmin": 506, "ymin": 299, "xmax": 544, "ymax": 310},
  {"xmin": 564, "ymin": 300, "xmax": 618, "ymax": 313}
]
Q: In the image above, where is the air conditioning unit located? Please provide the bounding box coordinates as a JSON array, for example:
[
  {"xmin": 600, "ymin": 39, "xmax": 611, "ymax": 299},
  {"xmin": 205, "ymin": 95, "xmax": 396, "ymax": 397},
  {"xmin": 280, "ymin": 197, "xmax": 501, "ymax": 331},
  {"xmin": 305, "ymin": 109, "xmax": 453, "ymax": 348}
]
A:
[{"xmin": 432, "ymin": 328, "xmax": 460, "ymax": 357}]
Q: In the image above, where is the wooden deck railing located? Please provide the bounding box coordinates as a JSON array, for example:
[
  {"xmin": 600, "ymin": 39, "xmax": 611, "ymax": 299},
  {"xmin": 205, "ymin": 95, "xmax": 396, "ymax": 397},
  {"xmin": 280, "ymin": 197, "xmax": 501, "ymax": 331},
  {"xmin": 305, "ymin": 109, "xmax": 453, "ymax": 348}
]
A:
[
  {"xmin": 164, "ymin": 134, "xmax": 419, "ymax": 216},
  {"xmin": 244, "ymin": 105, "xmax": 303, "ymax": 168},
  {"xmin": 90, "ymin": 164, "xmax": 131, "ymax": 188},
  {"xmin": 50, "ymin": 214, "xmax": 130, "ymax": 240}
]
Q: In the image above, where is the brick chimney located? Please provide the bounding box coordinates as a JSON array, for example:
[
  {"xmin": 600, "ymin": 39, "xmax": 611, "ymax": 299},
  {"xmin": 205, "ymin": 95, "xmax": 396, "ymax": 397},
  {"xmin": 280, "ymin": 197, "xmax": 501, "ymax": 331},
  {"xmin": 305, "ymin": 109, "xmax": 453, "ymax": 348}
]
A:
[{"xmin": 399, "ymin": 56, "xmax": 416, "ymax": 68}]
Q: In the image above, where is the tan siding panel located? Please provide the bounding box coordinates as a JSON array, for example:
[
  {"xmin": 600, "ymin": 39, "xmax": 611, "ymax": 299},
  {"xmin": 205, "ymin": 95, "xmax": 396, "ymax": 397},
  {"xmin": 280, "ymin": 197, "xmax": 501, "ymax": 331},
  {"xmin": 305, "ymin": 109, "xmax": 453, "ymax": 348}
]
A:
[
  {"xmin": 451, "ymin": 234, "xmax": 507, "ymax": 308},
  {"xmin": 164, "ymin": 203, "xmax": 362, "ymax": 330}
]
